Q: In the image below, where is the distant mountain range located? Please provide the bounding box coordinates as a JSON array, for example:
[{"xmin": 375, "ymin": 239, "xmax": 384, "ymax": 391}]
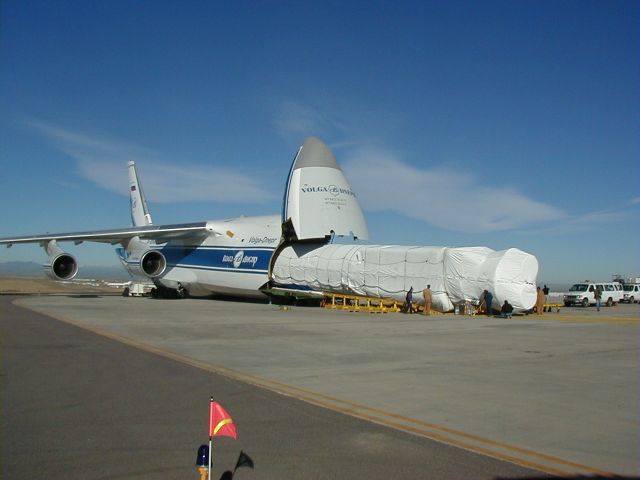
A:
[{"xmin": 0, "ymin": 261, "xmax": 131, "ymax": 280}]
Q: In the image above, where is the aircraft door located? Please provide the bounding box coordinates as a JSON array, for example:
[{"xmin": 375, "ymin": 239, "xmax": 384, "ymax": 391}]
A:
[{"xmin": 282, "ymin": 137, "xmax": 369, "ymax": 242}]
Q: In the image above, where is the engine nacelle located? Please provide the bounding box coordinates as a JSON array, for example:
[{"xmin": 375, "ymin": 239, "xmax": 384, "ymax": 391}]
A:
[
  {"xmin": 140, "ymin": 250, "xmax": 167, "ymax": 278},
  {"xmin": 43, "ymin": 253, "xmax": 78, "ymax": 280}
]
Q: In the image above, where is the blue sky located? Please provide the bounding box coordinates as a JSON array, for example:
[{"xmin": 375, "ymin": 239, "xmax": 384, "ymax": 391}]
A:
[{"xmin": 1, "ymin": 0, "xmax": 638, "ymax": 287}]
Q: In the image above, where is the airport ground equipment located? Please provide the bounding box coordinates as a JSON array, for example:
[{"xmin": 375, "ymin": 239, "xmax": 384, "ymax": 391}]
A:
[
  {"xmin": 453, "ymin": 301, "xmax": 479, "ymax": 315},
  {"xmin": 323, "ymin": 292, "xmax": 404, "ymax": 313},
  {"xmin": 543, "ymin": 303, "xmax": 563, "ymax": 312},
  {"xmin": 122, "ymin": 282, "xmax": 153, "ymax": 297}
]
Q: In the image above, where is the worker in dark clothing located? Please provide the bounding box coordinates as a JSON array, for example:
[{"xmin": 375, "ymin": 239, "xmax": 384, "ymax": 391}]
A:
[
  {"xmin": 543, "ymin": 284, "xmax": 550, "ymax": 307},
  {"xmin": 482, "ymin": 290, "xmax": 494, "ymax": 316},
  {"xmin": 405, "ymin": 287, "xmax": 414, "ymax": 313},
  {"xmin": 501, "ymin": 300, "xmax": 514, "ymax": 318}
]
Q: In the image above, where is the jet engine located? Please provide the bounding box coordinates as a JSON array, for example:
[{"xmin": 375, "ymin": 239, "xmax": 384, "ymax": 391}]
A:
[
  {"xmin": 117, "ymin": 238, "xmax": 167, "ymax": 279},
  {"xmin": 42, "ymin": 240, "xmax": 78, "ymax": 280},
  {"xmin": 139, "ymin": 249, "xmax": 166, "ymax": 278}
]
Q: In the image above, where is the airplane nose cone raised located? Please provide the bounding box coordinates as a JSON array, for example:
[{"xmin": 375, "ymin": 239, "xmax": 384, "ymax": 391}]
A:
[
  {"xmin": 282, "ymin": 137, "xmax": 369, "ymax": 241},
  {"xmin": 293, "ymin": 137, "xmax": 340, "ymax": 170}
]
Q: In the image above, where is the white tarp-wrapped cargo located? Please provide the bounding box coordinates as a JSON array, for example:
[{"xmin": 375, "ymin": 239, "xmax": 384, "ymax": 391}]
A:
[{"xmin": 272, "ymin": 243, "xmax": 538, "ymax": 312}]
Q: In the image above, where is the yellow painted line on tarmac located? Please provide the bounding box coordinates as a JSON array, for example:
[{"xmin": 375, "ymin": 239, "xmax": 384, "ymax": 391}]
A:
[
  {"xmin": 16, "ymin": 300, "xmax": 618, "ymax": 478},
  {"xmin": 524, "ymin": 313, "xmax": 640, "ymax": 325}
]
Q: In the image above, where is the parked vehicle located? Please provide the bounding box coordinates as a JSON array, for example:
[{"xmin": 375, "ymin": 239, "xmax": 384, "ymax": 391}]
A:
[
  {"xmin": 122, "ymin": 282, "xmax": 154, "ymax": 297},
  {"xmin": 563, "ymin": 282, "xmax": 623, "ymax": 307},
  {"xmin": 621, "ymin": 284, "xmax": 640, "ymax": 303}
]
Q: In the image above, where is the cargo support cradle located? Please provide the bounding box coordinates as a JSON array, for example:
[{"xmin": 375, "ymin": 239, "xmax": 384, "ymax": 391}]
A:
[
  {"xmin": 322, "ymin": 292, "xmax": 404, "ymax": 313},
  {"xmin": 322, "ymin": 292, "xmax": 563, "ymax": 315},
  {"xmin": 322, "ymin": 292, "xmax": 452, "ymax": 314}
]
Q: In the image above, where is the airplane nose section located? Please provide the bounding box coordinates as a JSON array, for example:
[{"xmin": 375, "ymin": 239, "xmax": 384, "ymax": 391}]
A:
[
  {"xmin": 292, "ymin": 137, "xmax": 339, "ymax": 169},
  {"xmin": 282, "ymin": 137, "xmax": 369, "ymax": 242}
]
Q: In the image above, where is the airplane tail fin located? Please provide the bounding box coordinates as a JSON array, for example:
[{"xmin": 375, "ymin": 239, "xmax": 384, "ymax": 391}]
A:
[
  {"xmin": 128, "ymin": 161, "xmax": 153, "ymax": 227},
  {"xmin": 282, "ymin": 137, "xmax": 369, "ymax": 242}
]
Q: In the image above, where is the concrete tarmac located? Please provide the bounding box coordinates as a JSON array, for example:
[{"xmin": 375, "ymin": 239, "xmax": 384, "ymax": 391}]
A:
[
  {"xmin": 3, "ymin": 295, "xmax": 639, "ymax": 478},
  {"xmin": 2, "ymin": 296, "xmax": 542, "ymax": 480}
]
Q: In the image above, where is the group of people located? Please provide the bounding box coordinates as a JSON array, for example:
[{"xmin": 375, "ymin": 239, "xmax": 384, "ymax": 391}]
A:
[
  {"xmin": 534, "ymin": 285, "xmax": 550, "ymax": 314},
  {"xmin": 405, "ymin": 286, "xmax": 515, "ymax": 318},
  {"xmin": 404, "ymin": 285, "xmax": 552, "ymax": 317},
  {"xmin": 479, "ymin": 289, "xmax": 513, "ymax": 318},
  {"xmin": 404, "ymin": 286, "xmax": 517, "ymax": 318},
  {"xmin": 404, "ymin": 285, "xmax": 433, "ymax": 315}
]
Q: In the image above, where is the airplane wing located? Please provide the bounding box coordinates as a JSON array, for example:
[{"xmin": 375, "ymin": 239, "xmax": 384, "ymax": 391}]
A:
[{"xmin": 0, "ymin": 222, "xmax": 215, "ymax": 247}]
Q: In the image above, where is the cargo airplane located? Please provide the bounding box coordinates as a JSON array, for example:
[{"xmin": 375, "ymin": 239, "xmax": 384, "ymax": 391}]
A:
[{"xmin": 0, "ymin": 137, "xmax": 369, "ymax": 299}]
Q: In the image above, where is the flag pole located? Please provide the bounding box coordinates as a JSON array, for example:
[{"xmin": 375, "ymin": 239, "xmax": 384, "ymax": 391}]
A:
[
  {"xmin": 208, "ymin": 397, "xmax": 213, "ymax": 480},
  {"xmin": 208, "ymin": 435, "xmax": 213, "ymax": 480}
]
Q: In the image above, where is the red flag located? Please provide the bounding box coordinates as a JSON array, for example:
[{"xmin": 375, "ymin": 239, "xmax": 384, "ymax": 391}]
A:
[{"xmin": 209, "ymin": 400, "xmax": 237, "ymax": 439}]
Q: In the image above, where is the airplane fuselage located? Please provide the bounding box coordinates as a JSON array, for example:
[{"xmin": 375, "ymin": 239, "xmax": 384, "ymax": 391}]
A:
[{"xmin": 129, "ymin": 215, "xmax": 281, "ymax": 298}]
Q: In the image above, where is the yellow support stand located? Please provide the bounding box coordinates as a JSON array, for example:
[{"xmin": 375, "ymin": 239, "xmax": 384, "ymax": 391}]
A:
[
  {"xmin": 543, "ymin": 303, "xmax": 563, "ymax": 313},
  {"xmin": 323, "ymin": 292, "xmax": 404, "ymax": 313}
]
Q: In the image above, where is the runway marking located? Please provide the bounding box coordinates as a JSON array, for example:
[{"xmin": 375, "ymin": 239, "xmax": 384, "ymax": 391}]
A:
[
  {"xmin": 523, "ymin": 314, "xmax": 640, "ymax": 325},
  {"xmin": 15, "ymin": 299, "xmax": 618, "ymax": 478}
]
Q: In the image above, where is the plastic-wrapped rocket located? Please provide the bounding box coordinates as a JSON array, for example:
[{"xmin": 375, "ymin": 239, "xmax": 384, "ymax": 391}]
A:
[
  {"xmin": 272, "ymin": 243, "xmax": 537, "ymax": 312},
  {"xmin": 272, "ymin": 137, "xmax": 538, "ymax": 312}
]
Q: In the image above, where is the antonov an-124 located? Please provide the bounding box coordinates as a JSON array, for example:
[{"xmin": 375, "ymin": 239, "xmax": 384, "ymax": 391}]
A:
[
  {"xmin": 0, "ymin": 138, "xmax": 369, "ymax": 300},
  {"xmin": 0, "ymin": 137, "xmax": 539, "ymax": 311}
]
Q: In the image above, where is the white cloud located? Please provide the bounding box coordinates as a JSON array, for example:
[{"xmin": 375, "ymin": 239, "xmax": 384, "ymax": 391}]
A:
[
  {"xmin": 28, "ymin": 122, "xmax": 276, "ymax": 204},
  {"xmin": 527, "ymin": 206, "xmax": 631, "ymax": 235},
  {"xmin": 273, "ymin": 99, "xmax": 371, "ymax": 144},
  {"xmin": 342, "ymin": 146, "xmax": 564, "ymax": 233},
  {"xmin": 272, "ymin": 100, "xmax": 566, "ymax": 233},
  {"xmin": 272, "ymin": 100, "xmax": 633, "ymax": 235},
  {"xmin": 273, "ymin": 100, "xmax": 332, "ymax": 139}
]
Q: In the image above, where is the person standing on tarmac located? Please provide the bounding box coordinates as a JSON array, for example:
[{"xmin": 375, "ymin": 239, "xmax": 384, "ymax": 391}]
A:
[
  {"xmin": 543, "ymin": 284, "xmax": 550, "ymax": 305},
  {"xmin": 423, "ymin": 285, "xmax": 432, "ymax": 315},
  {"xmin": 484, "ymin": 290, "xmax": 494, "ymax": 316},
  {"xmin": 405, "ymin": 286, "xmax": 414, "ymax": 314},
  {"xmin": 595, "ymin": 285, "xmax": 603, "ymax": 311},
  {"xmin": 536, "ymin": 286, "xmax": 545, "ymax": 314}
]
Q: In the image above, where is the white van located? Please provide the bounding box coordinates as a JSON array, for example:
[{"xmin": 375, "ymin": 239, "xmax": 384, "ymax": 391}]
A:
[
  {"xmin": 621, "ymin": 284, "xmax": 640, "ymax": 303},
  {"xmin": 563, "ymin": 282, "xmax": 623, "ymax": 307}
]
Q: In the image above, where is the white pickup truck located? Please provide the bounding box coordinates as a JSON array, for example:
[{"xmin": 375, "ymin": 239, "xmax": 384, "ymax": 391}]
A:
[{"xmin": 563, "ymin": 282, "xmax": 623, "ymax": 307}]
